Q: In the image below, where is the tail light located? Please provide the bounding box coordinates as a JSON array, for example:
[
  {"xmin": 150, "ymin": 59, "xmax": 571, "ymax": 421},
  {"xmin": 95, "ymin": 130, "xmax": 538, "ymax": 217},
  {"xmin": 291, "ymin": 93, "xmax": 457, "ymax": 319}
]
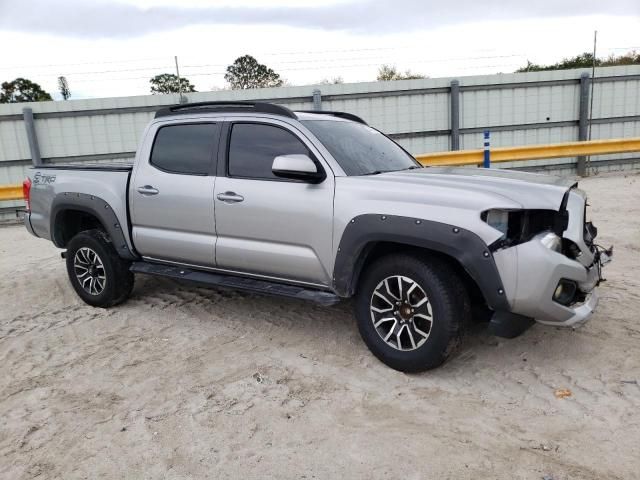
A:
[{"xmin": 23, "ymin": 177, "xmax": 32, "ymax": 212}]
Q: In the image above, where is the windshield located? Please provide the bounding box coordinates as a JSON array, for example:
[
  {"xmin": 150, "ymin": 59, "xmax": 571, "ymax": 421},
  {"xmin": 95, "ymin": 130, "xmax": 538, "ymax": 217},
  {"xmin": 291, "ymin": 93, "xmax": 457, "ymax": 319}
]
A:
[{"xmin": 301, "ymin": 119, "xmax": 419, "ymax": 176}]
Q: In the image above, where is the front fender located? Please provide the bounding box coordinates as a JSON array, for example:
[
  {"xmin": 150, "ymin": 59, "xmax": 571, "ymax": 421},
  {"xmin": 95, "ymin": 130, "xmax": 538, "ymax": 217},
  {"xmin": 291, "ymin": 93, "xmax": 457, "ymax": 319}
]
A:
[{"xmin": 332, "ymin": 214, "xmax": 510, "ymax": 312}]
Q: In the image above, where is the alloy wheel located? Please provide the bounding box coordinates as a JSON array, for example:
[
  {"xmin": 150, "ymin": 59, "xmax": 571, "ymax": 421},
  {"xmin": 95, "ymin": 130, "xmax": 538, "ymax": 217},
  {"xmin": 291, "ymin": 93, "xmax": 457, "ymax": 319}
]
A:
[
  {"xmin": 369, "ymin": 275, "xmax": 433, "ymax": 351},
  {"xmin": 73, "ymin": 247, "xmax": 106, "ymax": 296}
]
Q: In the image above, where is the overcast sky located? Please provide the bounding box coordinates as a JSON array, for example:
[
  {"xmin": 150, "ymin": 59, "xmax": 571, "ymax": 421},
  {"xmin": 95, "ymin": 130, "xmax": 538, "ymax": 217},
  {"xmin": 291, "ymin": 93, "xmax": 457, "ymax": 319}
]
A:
[{"xmin": 0, "ymin": 0, "xmax": 639, "ymax": 99}]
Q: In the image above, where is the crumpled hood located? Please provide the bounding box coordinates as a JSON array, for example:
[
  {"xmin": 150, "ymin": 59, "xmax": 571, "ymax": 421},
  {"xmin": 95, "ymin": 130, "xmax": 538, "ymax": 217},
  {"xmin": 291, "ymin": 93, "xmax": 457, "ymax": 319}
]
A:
[{"xmin": 372, "ymin": 167, "xmax": 577, "ymax": 210}]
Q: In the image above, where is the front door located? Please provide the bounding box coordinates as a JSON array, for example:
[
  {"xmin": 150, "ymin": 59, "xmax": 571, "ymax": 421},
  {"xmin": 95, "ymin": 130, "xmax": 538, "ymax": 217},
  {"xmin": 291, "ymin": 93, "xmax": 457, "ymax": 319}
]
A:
[
  {"xmin": 130, "ymin": 122, "xmax": 221, "ymax": 266},
  {"xmin": 214, "ymin": 120, "xmax": 334, "ymax": 286}
]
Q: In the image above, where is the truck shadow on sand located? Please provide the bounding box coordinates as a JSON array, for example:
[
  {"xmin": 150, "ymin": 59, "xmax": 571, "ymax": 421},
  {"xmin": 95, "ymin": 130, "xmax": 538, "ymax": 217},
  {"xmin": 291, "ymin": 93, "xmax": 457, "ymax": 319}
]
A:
[{"xmin": 126, "ymin": 274, "xmax": 576, "ymax": 375}]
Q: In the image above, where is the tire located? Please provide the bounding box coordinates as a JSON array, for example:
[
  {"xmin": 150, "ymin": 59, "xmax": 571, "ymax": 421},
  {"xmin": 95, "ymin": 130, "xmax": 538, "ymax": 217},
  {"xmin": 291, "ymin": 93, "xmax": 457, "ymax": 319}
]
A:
[
  {"xmin": 354, "ymin": 253, "xmax": 468, "ymax": 372},
  {"xmin": 65, "ymin": 229, "xmax": 134, "ymax": 308}
]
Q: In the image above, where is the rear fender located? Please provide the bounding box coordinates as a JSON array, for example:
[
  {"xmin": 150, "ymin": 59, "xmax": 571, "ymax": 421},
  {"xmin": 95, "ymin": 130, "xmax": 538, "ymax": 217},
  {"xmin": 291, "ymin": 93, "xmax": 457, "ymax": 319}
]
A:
[{"xmin": 50, "ymin": 193, "xmax": 137, "ymax": 260}]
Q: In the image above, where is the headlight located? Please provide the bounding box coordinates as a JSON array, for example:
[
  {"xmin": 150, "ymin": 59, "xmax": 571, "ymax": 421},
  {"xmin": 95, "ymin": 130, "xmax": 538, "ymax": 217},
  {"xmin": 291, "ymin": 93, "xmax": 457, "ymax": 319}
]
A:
[
  {"xmin": 482, "ymin": 208, "xmax": 566, "ymax": 250},
  {"xmin": 485, "ymin": 209, "xmax": 509, "ymax": 239},
  {"xmin": 540, "ymin": 232, "xmax": 561, "ymax": 252}
]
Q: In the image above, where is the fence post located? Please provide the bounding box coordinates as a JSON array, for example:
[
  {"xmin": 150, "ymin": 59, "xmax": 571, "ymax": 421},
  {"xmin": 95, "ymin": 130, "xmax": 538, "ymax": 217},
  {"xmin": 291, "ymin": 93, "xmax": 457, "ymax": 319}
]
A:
[
  {"xmin": 577, "ymin": 72, "xmax": 590, "ymax": 176},
  {"xmin": 483, "ymin": 130, "xmax": 491, "ymax": 168},
  {"xmin": 450, "ymin": 80, "xmax": 460, "ymax": 151},
  {"xmin": 312, "ymin": 89, "xmax": 322, "ymax": 111},
  {"xmin": 23, "ymin": 108, "xmax": 42, "ymax": 167}
]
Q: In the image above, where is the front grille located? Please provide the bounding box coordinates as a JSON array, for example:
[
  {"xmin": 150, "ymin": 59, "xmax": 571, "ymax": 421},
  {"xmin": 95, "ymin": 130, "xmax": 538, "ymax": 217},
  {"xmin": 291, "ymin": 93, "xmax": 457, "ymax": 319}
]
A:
[
  {"xmin": 582, "ymin": 201, "xmax": 597, "ymax": 247},
  {"xmin": 584, "ymin": 221, "xmax": 598, "ymax": 247}
]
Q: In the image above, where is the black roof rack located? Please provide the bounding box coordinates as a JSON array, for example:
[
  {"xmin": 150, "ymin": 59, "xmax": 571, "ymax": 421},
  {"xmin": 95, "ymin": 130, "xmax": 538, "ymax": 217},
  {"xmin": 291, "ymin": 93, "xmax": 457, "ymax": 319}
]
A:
[
  {"xmin": 154, "ymin": 101, "xmax": 298, "ymax": 119},
  {"xmin": 297, "ymin": 110, "xmax": 367, "ymax": 125}
]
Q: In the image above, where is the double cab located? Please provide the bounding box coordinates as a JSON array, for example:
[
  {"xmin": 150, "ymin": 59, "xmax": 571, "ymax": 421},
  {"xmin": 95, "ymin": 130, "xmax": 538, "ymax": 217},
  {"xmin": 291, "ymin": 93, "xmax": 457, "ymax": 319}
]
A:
[{"xmin": 22, "ymin": 102, "xmax": 611, "ymax": 371}]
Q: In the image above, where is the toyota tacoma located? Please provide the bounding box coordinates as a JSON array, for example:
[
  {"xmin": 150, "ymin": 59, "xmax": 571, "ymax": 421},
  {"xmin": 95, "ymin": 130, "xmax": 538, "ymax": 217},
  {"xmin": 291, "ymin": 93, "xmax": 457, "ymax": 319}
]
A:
[{"xmin": 22, "ymin": 102, "xmax": 611, "ymax": 372}]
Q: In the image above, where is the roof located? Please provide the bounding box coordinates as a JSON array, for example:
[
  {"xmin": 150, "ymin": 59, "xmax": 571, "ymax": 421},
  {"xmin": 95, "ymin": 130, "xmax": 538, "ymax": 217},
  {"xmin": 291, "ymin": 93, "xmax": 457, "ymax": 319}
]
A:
[{"xmin": 154, "ymin": 101, "xmax": 367, "ymax": 125}]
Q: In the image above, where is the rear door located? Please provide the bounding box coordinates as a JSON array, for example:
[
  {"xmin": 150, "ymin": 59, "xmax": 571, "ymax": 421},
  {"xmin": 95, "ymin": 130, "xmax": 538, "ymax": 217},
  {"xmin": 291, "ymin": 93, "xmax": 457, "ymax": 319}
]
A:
[
  {"xmin": 213, "ymin": 119, "xmax": 335, "ymax": 286},
  {"xmin": 130, "ymin": 120, "xmax": 221, "ymax": 266}
]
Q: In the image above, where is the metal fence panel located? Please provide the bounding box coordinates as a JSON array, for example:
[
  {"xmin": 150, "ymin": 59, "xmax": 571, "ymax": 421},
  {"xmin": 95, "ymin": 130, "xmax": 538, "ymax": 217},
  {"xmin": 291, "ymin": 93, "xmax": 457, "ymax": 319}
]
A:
[{"xmin": 1, "ymin": 65, "xmax": 640, "ymax": 220}]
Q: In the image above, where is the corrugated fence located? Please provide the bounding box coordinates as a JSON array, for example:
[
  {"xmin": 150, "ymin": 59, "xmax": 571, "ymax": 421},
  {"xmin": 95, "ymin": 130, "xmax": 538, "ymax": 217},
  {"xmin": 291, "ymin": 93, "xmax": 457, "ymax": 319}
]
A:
[{"xmin": 1, "ymin": 65, "xmax": 640, "ymax": 218}]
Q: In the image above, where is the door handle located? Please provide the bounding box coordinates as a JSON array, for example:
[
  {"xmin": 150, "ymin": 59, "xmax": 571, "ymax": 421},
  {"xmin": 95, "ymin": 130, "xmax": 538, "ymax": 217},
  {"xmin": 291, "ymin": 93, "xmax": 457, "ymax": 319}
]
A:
[
  {"xmin": 216, "ymin": 191, "xmax": 244, "ymax": 203},
  {"xmin": 137, "ymin": 185, "xmax": 159, "ymax": 195}
]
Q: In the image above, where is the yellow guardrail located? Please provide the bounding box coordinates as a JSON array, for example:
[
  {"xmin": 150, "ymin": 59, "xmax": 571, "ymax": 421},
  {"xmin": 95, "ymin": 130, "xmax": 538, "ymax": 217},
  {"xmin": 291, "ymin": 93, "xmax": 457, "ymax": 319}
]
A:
[
  {"xmin": 1, "ymin": 137, "xmax": 639, "ymax": 201},
  {"xmin": 415, "ymin": 137, "xmax": 640, "ymax": 166},
  {"xmin": 0, "ymin": 184, "xmax": 22, "ymax": 201}
]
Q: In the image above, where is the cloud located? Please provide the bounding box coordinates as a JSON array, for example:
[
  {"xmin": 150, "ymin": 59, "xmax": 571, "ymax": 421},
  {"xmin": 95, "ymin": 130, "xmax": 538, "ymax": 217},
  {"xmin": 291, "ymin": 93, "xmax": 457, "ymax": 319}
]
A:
[{"xmin": 0, "ymin": 0, "xmax": 638, "ymax": 38}]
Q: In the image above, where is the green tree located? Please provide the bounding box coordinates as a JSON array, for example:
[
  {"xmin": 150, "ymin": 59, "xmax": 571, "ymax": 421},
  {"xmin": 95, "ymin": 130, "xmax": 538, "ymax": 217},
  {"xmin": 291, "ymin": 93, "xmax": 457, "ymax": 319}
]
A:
[
  {"xmin": 602, "ymin": 50, "xmax": 640, "ymax": 66},
  {"xmin": 149, "ymin": 73, "xmax": 197, "ymax": 94},
  {"xmin": 516, "ymin": 53, "xmax": 599, "ymax": 72},
  {"xmin": 516, "ymin": 51, "xmax": 640, "ymax": 72},
  {"xmin": 0, "ymin": 78, "xmax": 52, "ymax": 103},
  {"xmin": 58, "ymin": 76, "xmax": 71, "ymax": 100},
  {"xmin": 224, "ymin": 55, "xmax": 284, "ymax": 90},
  {"xmin": 377, "ymin": 64, "xmax": 426, "ymax": 81}
]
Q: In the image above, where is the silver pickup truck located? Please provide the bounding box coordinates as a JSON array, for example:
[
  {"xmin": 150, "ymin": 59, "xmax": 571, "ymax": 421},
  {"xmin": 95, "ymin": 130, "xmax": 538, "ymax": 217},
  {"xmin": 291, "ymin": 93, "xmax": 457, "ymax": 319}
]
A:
[{"xmin": 22, "ymin": 101, "xmax": 611, "ymax": 371}]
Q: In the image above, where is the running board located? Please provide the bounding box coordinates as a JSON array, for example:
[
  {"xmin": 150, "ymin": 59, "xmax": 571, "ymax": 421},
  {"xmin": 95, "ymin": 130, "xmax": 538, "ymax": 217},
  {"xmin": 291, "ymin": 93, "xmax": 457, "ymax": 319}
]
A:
[{"xmin": 130, "ymin": 261, "xmax": 341, "ymax": 307}]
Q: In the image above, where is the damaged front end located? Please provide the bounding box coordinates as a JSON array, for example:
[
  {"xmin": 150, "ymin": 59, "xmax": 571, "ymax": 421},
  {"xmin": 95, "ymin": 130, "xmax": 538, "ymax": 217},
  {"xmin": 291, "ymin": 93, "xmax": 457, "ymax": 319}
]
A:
[{"xmin": 485, "ymin": 185, "xmax": 612, "ymax": 329}]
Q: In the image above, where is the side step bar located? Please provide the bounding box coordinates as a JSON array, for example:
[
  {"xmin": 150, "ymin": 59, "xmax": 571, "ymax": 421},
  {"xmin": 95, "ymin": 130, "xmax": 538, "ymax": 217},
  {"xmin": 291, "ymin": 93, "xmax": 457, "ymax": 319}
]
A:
[{"xmin": 130, "ymin": 261, "xmax": 341, "ymax": 307}]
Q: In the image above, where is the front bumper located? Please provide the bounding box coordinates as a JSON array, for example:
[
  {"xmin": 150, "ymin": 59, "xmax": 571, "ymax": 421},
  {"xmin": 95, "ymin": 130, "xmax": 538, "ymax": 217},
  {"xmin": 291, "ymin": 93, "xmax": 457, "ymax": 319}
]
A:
[
  {"xmin": 493, "ymin": 232, "xmax": 606, "ymax": 327},
  {"xmin": 536, "ymin": 289, "xmax": 599, "ymax": 327},
  {"xmin": 490, "ymin": 186, "xmax": 612, "ymax": 329}
]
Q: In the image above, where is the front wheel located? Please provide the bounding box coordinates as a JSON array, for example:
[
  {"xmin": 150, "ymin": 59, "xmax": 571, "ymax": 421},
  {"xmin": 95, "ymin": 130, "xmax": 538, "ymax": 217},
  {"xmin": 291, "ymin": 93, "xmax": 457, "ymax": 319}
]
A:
[
  {"xmin": 354, "ymin": 253, "xmax": 468, "ymax": 372},
  {"xmin": 65, "ymin": 229, "xmax": 134, "ymax": 308}
]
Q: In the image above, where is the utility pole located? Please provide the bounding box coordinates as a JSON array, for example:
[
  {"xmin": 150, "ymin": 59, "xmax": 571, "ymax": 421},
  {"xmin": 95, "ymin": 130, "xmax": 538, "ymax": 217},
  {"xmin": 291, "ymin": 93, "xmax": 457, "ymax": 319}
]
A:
[
  {"xmin": 586, "ymin": 30, "xmax": 598, "ymax": 174},
  {"xmin": 174, "ymin": 55, "xmax": 184, "ymax": 104},
  {"xmin": 588, "ymin": 31, "xmax": 597, "ymax": 141}
]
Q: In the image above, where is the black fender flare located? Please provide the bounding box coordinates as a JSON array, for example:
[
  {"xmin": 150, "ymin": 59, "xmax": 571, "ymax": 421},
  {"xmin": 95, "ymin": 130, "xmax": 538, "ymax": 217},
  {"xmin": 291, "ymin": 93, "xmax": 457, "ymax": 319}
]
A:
[
  {"xmin": 50, "ymin": 192, "xmax": 137, "ymax": 260},
  {"xmin": 332, "ymin": 214, "xmax": 510, "ymax": 311}
]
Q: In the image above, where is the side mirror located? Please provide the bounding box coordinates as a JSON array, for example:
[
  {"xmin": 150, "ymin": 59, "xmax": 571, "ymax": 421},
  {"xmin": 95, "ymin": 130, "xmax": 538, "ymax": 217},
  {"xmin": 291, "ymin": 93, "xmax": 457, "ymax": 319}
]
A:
[{"xmin": 272, "ymin": 154, "xmax": 325, "ymax": 183}]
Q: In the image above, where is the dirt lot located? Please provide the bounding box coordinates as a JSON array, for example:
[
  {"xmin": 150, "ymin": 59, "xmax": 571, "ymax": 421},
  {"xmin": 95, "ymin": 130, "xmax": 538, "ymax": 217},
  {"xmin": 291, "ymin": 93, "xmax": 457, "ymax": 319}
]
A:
[{"xmin": 1, "ymin": 172, "xmax": 639, "ymax": 480}]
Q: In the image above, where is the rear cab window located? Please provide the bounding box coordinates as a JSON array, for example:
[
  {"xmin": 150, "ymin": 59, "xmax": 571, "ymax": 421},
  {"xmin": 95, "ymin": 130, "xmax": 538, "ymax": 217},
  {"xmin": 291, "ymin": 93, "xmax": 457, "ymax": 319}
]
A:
[{"xmin": 150, "ymin": 123, "xmax": 220, "ymax": 175}]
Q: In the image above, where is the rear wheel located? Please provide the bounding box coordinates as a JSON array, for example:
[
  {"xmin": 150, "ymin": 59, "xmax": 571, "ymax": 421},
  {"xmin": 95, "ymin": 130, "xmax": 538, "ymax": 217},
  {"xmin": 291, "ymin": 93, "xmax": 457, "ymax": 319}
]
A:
[
  {"xmin": 65, "ymin": 229, "xmax": 134, "ymax": 307},
  {"xmin": 354, "ymin": 253, "xmax": 468, "ymax": 372}
]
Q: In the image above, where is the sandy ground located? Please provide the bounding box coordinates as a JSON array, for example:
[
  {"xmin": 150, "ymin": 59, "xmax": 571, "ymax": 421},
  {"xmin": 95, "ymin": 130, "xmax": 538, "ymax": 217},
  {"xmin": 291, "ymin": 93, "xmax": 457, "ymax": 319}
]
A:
[{"xmin": 0, "ymin": 172, "xmax": 639, "ymax": 480}]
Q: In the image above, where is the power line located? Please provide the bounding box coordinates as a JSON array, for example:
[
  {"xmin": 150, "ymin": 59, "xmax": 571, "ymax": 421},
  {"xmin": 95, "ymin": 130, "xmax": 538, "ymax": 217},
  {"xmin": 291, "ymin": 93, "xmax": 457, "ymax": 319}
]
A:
[
  {"xmin": 4, "ymin": 44, "xmax": 639, "ymax": 77},
  {"xmin": 599, "ymin": 45, "xmax": 640, "ymax": 50},
  {"xmin": 16, "ymin": 53, "xmax": 526, "ymax": 80},
  {"xmin": 183, "ymin": 53, "xmax": 526, "ymax": 69},
  {"xmin": 66, "ymin": 60, "xmax": 524, "ymax": 84},
  {"xmin": 0, "ymin": 56, "xmax": 169, "ymax": 71},
  {"xmin": 4, "ymin": 42, "xmax": 640, "ymax": 73},
  {"xmin": 1, "ymin": 52, "xmax": 526, "ymax": 76},
  {"xmin": 0, "ymin": 47, "xmax": 421, "ymax": 72}
]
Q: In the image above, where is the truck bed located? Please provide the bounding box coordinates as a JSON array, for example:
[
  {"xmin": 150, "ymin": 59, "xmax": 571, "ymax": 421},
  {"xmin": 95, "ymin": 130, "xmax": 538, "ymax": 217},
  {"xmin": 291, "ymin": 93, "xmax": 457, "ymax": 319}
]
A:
[{"xmin": 26, "ymin": 164, "xmax": 134, "ymax": 257}]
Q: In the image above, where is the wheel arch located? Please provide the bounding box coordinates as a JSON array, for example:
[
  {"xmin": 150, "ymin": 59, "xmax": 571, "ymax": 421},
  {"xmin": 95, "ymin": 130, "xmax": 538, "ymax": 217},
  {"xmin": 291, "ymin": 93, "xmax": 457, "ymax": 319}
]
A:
[
  {"xmin": 332, "ymin": 214, "xmax": 510, "ymax": 311},
  {"xmin": 51, "ymin": 193, "xmax": 138, "ymax": 260}
]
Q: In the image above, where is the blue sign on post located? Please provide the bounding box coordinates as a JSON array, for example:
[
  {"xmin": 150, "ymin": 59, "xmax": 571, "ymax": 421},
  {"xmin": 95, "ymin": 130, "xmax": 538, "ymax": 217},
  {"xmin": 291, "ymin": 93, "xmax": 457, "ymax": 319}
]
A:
[{"xmin": 483, "ymin": 130, "xmax": 491, "ymax": 168}]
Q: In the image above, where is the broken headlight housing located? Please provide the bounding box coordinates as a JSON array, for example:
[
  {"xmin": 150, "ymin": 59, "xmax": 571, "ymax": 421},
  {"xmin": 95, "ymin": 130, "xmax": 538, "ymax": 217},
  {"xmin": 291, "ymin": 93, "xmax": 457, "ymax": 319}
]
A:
[
  {"xmin": 539, "ymin": 231, "xmax": 562, "ymax": 252},
  {"xmin": 481, "ymin": 208, "xmax": 568, "ymax": 251},
  {"xmin": 484, "ymin": 209, "xmax": 509, "ymax": 240}
]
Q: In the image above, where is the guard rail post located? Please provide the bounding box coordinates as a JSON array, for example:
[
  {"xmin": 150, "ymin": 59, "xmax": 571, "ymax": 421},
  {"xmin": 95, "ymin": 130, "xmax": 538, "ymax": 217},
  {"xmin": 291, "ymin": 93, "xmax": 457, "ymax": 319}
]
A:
[{"xmin": 483, "ymin": 130, "xmax": 491, "ymax": 168}]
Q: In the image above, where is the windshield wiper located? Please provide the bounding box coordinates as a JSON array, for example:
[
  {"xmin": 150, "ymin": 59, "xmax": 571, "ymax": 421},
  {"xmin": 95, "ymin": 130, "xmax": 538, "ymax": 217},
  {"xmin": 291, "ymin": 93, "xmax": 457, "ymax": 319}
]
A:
[
  {"xmin": 401, "ymin": 165, "xmax": 422, "ymax": 171},
  {"xmin": 361, "ymin": 170, "xmax": 386, "ymax": 176}
]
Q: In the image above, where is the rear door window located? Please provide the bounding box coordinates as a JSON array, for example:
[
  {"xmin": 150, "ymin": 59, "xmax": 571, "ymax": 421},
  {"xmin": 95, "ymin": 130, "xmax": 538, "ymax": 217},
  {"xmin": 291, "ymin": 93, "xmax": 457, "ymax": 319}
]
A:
[{"xmin": 150, "ymin": 123, "xmax": 219, "ymax": 175}]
